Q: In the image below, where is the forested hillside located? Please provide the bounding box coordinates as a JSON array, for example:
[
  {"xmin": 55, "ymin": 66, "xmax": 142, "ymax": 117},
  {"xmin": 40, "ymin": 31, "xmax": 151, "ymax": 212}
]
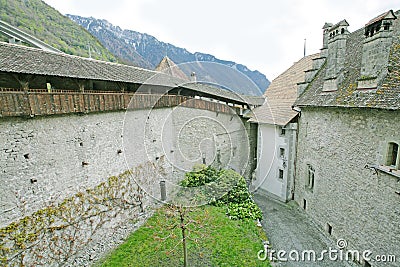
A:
[
  {"xmin": 0, "ymin": 0, "xmax": 116, "ymax": 62},
  {"xmin": 0, "ymin": 0, "xmax": 270, "ymax": 95}
]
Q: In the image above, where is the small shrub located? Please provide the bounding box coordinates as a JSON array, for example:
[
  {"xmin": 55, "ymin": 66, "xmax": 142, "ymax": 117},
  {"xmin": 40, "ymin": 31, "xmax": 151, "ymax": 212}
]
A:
[
  {"xmin": 215, "ymin": 169, "xmax": 251, "ymax": 205},
  {"xmin": 180, "ymin": 166, "xmax": 262, "ymax": 221},
  {"xmin": 226, "ymin": 202, "xmax": 263, "ymax": 220},
  {"xmin": 180, "ymin": 164, "xmax": 220, "ymax": 187}
]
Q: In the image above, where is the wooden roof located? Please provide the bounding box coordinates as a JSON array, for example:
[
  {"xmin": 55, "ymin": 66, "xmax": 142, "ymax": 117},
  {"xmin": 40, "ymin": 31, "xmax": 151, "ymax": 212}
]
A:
[
  {"xmin": 154, "ymin": 56, "xmax": 189, "ymax": 81},
  {"xmin": 248, "ymin": 54, "xmax": 319, "ymax": 125},
  {"xmin": 0, "ymin": 42, "xmax": 264, "ymax": 106}
]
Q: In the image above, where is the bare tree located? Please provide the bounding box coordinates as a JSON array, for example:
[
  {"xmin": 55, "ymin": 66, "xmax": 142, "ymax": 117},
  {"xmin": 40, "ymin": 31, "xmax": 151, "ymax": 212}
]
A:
[{"xmin": 156, "ymin": 204, "xmax": 210, "ymax": 267}]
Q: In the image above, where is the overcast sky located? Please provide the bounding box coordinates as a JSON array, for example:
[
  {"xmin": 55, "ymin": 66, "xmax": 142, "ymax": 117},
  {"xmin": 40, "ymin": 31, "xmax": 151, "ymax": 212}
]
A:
[{"xmin": 42, "ymin": 0, "xmax": 398, "ymax": 80}]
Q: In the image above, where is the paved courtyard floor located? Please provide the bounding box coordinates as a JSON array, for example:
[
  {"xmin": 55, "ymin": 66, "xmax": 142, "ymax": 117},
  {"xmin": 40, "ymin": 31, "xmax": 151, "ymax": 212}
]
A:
[{"xmin": 254, "ymin": 192, "xmax": 359, "ymax": 267}]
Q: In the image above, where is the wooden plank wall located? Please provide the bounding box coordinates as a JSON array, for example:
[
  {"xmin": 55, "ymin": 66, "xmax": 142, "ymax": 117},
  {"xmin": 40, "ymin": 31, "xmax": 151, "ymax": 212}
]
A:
[{"xmin": 0, "ymin": 90, "xmax": 234, "ymax": 117}]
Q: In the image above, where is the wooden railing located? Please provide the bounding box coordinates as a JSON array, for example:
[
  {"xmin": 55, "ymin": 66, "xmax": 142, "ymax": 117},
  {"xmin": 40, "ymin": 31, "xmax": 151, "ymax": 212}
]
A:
[{"xmin": 0, "ymin": 90, "xmax": 234, "ymax": 117}]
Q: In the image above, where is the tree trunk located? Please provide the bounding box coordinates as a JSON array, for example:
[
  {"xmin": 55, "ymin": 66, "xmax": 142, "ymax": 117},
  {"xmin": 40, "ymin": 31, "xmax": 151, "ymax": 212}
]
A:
[{"xmin": 180, "ymin": 208, "xmax": 188, "ymax": 267}]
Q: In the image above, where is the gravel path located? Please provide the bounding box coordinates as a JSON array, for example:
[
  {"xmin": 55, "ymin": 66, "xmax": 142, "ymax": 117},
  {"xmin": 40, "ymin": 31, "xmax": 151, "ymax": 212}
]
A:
[{"xmin": 254, "ymin": 192, "xmax": 360, "ymax": 267}]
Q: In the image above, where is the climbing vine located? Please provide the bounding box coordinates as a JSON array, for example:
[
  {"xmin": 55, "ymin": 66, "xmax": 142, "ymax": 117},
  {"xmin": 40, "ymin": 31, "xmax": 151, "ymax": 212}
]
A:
[{"xmin": 0, "ymin": 159, "xmax": 165, "ymax": 266}]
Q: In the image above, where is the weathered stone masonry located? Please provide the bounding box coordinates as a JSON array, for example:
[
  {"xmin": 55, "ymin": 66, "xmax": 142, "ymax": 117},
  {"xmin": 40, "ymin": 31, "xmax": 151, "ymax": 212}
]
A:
[
  {"xmin": 0, "ymin": 39, "xmax": 263, "ymax": 265},
  {"xmin": 294, "ymin": 107, "xmax": 400, "ymax": 264},
  {"xmin": 0, "ymin": 103, "xmax": 253, "ymax": 266}
]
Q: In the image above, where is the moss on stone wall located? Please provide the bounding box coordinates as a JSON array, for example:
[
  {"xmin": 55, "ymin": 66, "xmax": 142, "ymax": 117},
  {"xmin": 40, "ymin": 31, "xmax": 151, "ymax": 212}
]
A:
[
  {"xmin": 0, "ymin": 159, "xmax": 163, "ymax": 266},
  {"xmin": 382, "ymin": 42, "xmax": 400, "ymax": 89}
]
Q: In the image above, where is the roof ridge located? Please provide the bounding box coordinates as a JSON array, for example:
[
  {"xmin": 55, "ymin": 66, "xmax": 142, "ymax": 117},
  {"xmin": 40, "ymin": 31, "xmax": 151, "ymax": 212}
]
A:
[{"xmin": 0, "ymin": 41, "xmax": 157, "ymax": 74}]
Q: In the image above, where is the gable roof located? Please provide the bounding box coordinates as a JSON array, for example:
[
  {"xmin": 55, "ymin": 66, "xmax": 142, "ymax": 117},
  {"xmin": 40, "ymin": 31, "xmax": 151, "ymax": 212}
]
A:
[
  {"xmin": 248, "ymin": 53, "xmax": 319, "ymax": 125},
  {"xmin": 154, "ymin": 56, "xmax": 189, "ymax": 81},
  {"xmin": 366, "ymin": 10, "xmax": 396, "ymax": 26},
  {"xmin": 0, "ymin": 41, "xmax": 158, "ymax": 83},
  {"xmin": 295, "ymin": 10, "xmax": 400, "ymax": 110},
  {"xmin": 0, "ymin": 42, "xmax": 264, "ymax": 106},
  {"xmin": 331, "ymin": 19, "xmax": 349, "ymax": 29}
]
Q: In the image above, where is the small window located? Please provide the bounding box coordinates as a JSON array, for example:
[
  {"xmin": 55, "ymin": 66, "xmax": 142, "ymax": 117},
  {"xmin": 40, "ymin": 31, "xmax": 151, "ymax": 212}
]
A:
[
  {"xmin": 278, "ymin": 169, "xmax": 284, "ymax": 179},
  {"xmin": 279, "ymin": 127, "xmax": 286, "ymax": 136},
  {"xmin": 306, "ymin": 164, "xmax": 315, "ymax": 190},
  {"xmin": 383, "ymin": 23, "xmax": 390, "ymax": 31},
  {"xmin": 386, "ymin": 142, "xmax": 399, "ymax": 169},
  {"xmin": 279, "ymin": 148, "xmax": 285, "ymax": 158},
  {"xmin": 303, "ymin": 199, "xmax": 307, "ymax": 210}
]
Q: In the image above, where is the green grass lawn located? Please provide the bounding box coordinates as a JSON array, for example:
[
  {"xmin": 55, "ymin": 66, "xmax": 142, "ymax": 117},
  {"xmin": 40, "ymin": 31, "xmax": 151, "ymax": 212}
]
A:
[{"xmin": 97, "ymin": 205, "xmax": 271, "ymax": 267}]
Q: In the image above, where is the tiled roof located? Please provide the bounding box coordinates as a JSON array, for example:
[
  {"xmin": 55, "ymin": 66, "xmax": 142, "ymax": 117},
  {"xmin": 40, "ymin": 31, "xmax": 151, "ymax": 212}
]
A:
[
  {"xmin": 183, "ymin": 82, "xmax": 265, "ymax": 106},
  {"xmin": 154, "ymin": 56, "xmax": 189, "ymax": 81},
  {"xmin": 0, "ymin": 42, "xmax": 263, "ymax": 105},
  {"xmin": 248, "ymin": 54, "xmax": 319, "ymax": 125},
  {"xmin": 330, "ymin": 19, "xmax": 349, "ymax": 30},
  {"xmin": 366, "ymin": 10, "xmax": 396, "ymax": 26},
  {"xmin": 0, "ymin": 41, "xmax": 158, "ymax": 83},
  {"xmin": 295, "ymin": 10, "xmax": 400, "ymax": 110}
]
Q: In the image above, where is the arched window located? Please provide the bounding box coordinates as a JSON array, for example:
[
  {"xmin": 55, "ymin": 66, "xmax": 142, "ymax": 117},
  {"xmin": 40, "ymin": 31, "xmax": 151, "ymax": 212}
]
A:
[{"xmin": 386, "ymin": 142, "xmax": 399, "ymax": 168}]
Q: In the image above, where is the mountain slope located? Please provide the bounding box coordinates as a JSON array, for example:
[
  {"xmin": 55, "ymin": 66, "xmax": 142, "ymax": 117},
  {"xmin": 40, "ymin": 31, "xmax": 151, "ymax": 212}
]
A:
[
  {"xmin": 68, "ymin": 15, "xmax": 270, "ymax": 95},
  {"xmin": 0, "ymin": 0, "xmax": 115, "ymax": 62}
]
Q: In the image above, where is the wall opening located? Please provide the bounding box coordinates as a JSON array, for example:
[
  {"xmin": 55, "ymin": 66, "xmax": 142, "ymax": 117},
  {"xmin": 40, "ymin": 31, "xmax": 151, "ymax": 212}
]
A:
[
  {"xmin": 279, "ymin": 126, "xmax": 286, "ymax": 136},
  {"xmin": 327, "ymin": 223, "xmax": 332, "ymax": 235},
  {"xmin": 280, "ymin": 148, "xmax": 285, "ymax": 158},
  {"xmin": 386, "ymin": 142, "xmax": 399, "ymax": 168},
  {"xmin": 306, "ymin": 164, "xmax": 315, "ymax": 191},
  {"xmin": 278, "ymin": 169, "xmax": 284, "ymax": 179},
  {"xmin": 383, "ymin": 23, "xmax": 390, "ymax": 31},
  {"xmin": 303, "ymin": 199, "xmax": 307, "ymax": 210}
]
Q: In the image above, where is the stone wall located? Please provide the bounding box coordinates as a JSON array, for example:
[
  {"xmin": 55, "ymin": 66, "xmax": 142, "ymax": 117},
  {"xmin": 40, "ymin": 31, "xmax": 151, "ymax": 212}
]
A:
[
  {"xmin": 294, "ymin": 107, "xmax": 400, "ymax": 266},
  {"xmin": 361, "ymin": 32, "xmax": 393, "ymax": 78},
  {"xmin": 0, "ymin": 105, "xmax": 254, "ymax": 266}
]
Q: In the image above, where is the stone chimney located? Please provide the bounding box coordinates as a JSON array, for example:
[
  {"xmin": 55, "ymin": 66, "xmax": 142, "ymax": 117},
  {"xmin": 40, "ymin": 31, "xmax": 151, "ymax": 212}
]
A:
[
  {"xmin": 296, "ymin": 23, "xmax": 333, "ymax": 96},
  {"xmin": 321, "ymin": 22, "xmax": 333, "ymax": 58},
  {"xmin": 358, "ymin": 10, "xmax": 397, "ymax": 89},
  {"xmin": 322, "ymin": 20, "xmax": 350, "ymax": 92}
]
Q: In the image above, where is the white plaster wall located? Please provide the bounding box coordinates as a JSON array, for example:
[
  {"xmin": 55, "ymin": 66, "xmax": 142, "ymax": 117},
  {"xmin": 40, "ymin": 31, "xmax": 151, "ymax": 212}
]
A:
[{"xmin": 253, "ymin": 123, "xmax": 288, "ymax": 201}]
